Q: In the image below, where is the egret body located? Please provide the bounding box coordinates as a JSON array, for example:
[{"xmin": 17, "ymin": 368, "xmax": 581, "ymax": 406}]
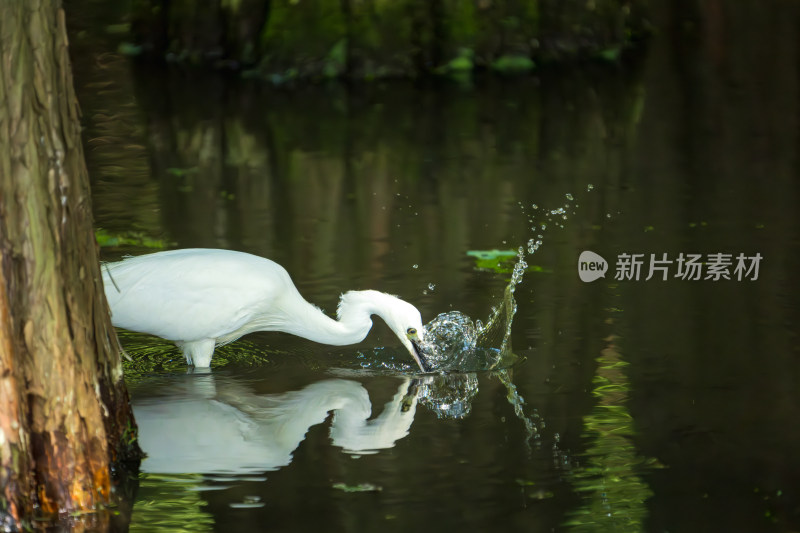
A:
[{"xmin": 102, "ymin": 248, "xmax": 427, "ymax": 369}]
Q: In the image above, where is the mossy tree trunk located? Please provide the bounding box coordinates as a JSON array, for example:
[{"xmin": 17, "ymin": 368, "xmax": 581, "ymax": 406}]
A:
[{"xmin": 0, "ymin": 1, "xmax": 142, "ymax": 528}]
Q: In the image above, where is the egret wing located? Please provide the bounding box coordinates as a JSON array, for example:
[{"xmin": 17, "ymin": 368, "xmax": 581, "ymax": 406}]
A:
[{"xmin": 103, "ymin": 249, "xmax": 292, "ymax": 343}]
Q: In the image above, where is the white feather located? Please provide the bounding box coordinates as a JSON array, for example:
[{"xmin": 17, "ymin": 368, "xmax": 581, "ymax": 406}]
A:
[{"xmin": 102, "ymin": 248, "xmax": 425, "ymax": 368}]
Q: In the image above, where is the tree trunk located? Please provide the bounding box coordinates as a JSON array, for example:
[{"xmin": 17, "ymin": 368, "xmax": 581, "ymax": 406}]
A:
[{"xmin": 0, "ymin": 1, "xmax": 142, "ymax": 528}]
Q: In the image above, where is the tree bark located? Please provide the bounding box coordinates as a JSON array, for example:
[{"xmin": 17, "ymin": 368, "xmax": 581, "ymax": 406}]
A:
[{"xmin": 0, "ymin": 1, "xmax": 142, "ymax": 528}]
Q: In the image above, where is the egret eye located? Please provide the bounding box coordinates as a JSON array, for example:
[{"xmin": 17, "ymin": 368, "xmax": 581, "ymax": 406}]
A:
[{"xmin": 407, "ymin": 327, "xmax": 417, "ymax": 336}]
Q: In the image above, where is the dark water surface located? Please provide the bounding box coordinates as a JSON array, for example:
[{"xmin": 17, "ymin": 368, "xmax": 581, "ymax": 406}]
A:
[{"xmin": 68, "ymin": 2, "xmax": 800, "ymax": 531}]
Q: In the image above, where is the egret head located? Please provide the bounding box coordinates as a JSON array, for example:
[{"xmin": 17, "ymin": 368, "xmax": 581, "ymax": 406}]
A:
[
  {"xmin": 381, "ymin": 298, "xmax": 430, "ymax": 372},
  {"xmin": 339, "ymin": 290, "xmax": 431, "ymax": 371}
]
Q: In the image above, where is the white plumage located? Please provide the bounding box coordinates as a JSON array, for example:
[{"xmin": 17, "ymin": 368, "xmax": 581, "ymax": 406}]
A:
[
  {"xmin": 134, "ymin": 376, "xmax": 419, "ymax": 473},
  {"xmin": 102, "ymin": 248, "xmax": 427, "ymax": 369}
]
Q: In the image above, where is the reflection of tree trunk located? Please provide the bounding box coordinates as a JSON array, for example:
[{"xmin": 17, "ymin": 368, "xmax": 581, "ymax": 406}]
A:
[
  {"xmin": 0, "ymin": 1, "xmax": 141, "ymax": 526},
  {"xmin": 564, "ymin": 333, "xmax": 654, "ymax": 531}
]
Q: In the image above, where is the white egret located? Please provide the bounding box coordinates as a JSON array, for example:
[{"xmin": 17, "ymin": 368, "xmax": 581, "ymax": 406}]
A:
[{"xmin": 102, "ymin": 248, "xmax": 428, "ymax": 369}]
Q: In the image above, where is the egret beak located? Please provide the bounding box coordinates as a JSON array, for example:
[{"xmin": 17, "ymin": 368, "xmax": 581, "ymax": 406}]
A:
[
  {"xmin": 410, "ymin": 338, "xmax": 431, "ymax": 373},
  {"xmin": 401, "ymin": 378, "xmax": 420, "ymax": 412}
]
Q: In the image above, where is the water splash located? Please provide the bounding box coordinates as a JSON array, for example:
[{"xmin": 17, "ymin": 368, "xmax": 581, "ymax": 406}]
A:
[
  {"xmin": 494, "ymin": 368, "xmax": 542, "ymax": 450},
  {"xmin": 417, "ymin": 373, "xmax": 479, "ymax": 419},
  {"xmin": 412, "ymin": 189, "xmax": 595, "ymax": 445},
  {"xmin": 419, "ymin": 246, "xmax": 524, "ymax": 372}
]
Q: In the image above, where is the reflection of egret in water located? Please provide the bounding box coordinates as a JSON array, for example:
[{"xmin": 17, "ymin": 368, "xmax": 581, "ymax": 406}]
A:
[
  {"xmin": 132, "ymin": 374, "xmax": 419, "ymax": 474},
  {"xmin": 417, "ymin": 373, "xmax": 479, "ymax": 419}
]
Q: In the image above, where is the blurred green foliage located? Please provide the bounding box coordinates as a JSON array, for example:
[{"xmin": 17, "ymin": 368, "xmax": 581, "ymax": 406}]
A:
[{"xmin": 95, "ymin": 228, "xmax": 170, "ymax": 249}]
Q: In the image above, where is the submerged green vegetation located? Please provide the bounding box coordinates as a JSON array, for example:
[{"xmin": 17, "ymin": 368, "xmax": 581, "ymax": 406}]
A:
[
  {"xmin": 117, "ymin": 331, "xmax": 277, "ymax": 381},
  {"xmin": 130, "ymin": 474, "xmax": 215, "ymax": 533},
  {"xmin": 95, "ymin": 228, "xmax": 170, "ymax": 249},
  {"xmin": 332, "ymin": 482, "xmax": 383, "ymax": 493}
]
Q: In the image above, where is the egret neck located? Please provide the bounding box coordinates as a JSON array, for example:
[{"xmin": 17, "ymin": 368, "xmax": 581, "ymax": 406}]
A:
[{"xmin": 281, "ymin": 291, "xmax": 374, "ymax": 347}]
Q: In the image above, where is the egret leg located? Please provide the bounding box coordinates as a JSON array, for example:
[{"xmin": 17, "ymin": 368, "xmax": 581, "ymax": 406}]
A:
[{"xmin": 179, "ymin": 338, "xmax": 216, "ymax": 367}]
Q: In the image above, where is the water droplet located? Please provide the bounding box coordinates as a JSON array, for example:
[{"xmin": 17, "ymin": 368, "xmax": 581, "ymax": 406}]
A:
[
  {"xmin": 532, "ymin": 204, "xmax": 538, "ymax": 210},
  {"xmin": 587, "ymin": 184, "xmax": 594, "ymax": 191},
  {"xmin": 427, "ymin": 283, "xmax": 436, "ymax": 291},
  {"xmin": 526, "ymin": 238, "xmax": 542, "ymax": 255},
  {"xmin": 565, "ymin": 193, "xmax": 574, "ymax": 201},
  {"xmin": 412, "ymin": 264, "xmax": 419, "ymax": 269},
  {"xmin": 540, "ymin": 223, "xmax": 547, "ymax": 230}
]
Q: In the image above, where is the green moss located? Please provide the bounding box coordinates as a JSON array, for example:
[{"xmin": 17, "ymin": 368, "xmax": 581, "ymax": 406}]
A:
[
  {"xmin": 221, "ymin": 0, "xmax": 242, "ymax": 12},
  {"xmin": 322, "ymin": 38, "xmax": 347, "ymax": 78},
  {"xmin": 434, "ymin": 47, "xmax": 474, "ymax": 77},
  {"xmin": 447, "ymin": 55, "xmax": 473, "ymax": 72},
  {"xmin": 117, "ymin": 42, "xmax": 143, "ymax": 57},
  {"xmin": 105, "ymin": 23, "xmax": 131, "ymax": 35},
  {"xmin": 95, "ymin": 229, "xmax": 170, "ymax": 249},
  {"xmin": 121, "ymin": 420, "xmax": 138, "ymax": 447},
  {"xmin": 598, "ymin": 46, "xmax": 621, "ymax": 61},
  {"xmin": 332, "ymin": 482, "xmax": 383, "ymax": 493},
  {"xmin": 443, "ymin": 0, "xmax": 479, "ymax": 47},
  {"xmin": 133, "ymin": 0, "xmax": 647, "ymax": 75},
  {"xmin": 347, "ymin": 1, "xmax": 420, "ymax": 78},
  {"xmin": 260, "ymin": 0, "xmax": 347, "ymax": 74},
  {"xmin": 491, "ymin": 54, "xmax": 535, "ymax": 73}
]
